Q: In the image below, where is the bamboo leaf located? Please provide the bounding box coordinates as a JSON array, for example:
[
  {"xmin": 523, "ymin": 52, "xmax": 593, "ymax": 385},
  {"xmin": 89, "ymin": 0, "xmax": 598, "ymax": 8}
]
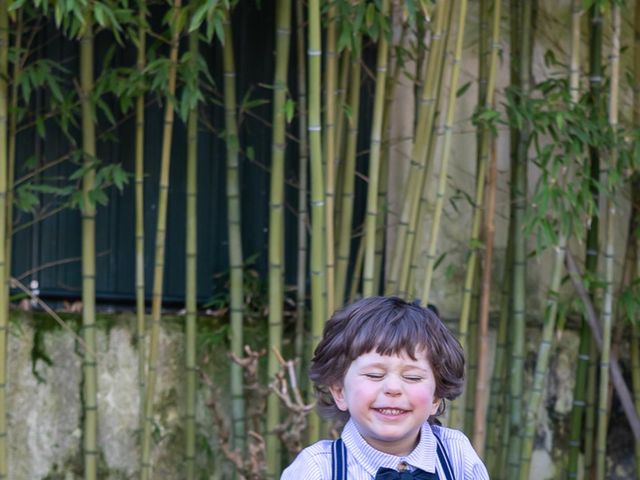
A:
[
  {"xmin": 284, "ymin": 98, "xmax": 295, "ymax": 123},
  {"xmin": 456, "ymin": 81, "xmax": 471, "ymax": 98}
]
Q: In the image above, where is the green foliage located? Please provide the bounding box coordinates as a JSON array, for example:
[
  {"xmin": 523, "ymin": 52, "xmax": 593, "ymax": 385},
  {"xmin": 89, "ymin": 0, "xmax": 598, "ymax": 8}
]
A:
[
  {"xmin": 502, "ymin": 77, "xmax": 640, "ymax": 254},
  {"xmin": 619, "ymin": 278, "xmax": 640, "ymax": 326}
]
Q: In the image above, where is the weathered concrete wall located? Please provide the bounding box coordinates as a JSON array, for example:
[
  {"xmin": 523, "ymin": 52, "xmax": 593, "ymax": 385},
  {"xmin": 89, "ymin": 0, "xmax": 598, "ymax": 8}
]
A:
[{"xmin": 6, "ymin": 313, "xmax": 225, "ymax": 479}]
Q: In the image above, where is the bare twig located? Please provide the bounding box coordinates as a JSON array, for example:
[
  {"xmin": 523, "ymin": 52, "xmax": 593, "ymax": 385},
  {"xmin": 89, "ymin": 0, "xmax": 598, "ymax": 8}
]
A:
[
  {"xmin": 201, "ymin": 346, "xmax": 268, "ymax": 480},
  {"xmin": 270, "ymin": 348, "xmax": 315, "ymax": 456}
]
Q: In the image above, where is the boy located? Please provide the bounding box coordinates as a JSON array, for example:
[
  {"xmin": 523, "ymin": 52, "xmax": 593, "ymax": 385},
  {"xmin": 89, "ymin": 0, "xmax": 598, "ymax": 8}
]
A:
[{"xmin": 281, "ymin": 296, "xmax": 489, "ymax": 479}]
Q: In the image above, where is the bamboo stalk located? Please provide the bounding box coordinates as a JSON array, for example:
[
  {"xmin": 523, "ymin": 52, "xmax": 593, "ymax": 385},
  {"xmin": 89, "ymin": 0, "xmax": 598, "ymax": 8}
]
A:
[
  {"xmin": 519, "ymin": 236, "xmax": 568, "ymax": 478},
  {"xmin": 140, "ymin": 2, "xmax": 181, "ymax": 477},
  {"xmin": 294, "ymin": 0, "xmax": 308, "ymax": 380},
  {"xmin": 404, "ymin": 1, "xmax": 457, "ymax": 306},
  {"xmin": 565, "ymin": 2, "xmax": 587, "ymax": 477},
  {"xmin": 324, "ymin": 0, "xmax": 336, "ymax": 313},
  {"xmin": 486, "ymin": 235, "xmax": 513, "ymax": 476},
  {"xmin": 575, "ymin": 5, "xmax": 605, "ymax": 475},
  {"xmin": 420, "ymin": 0, "xmax": 468, "ymax": 302},
  {"xmin": 506, "ymin": 0, "xmax": 531, "ymax": 475},
  {"xmin": 333, "ymin": 49, "xmax": 350, "ymax": 216},
  {"xmin": 349, "ymin": 230, "xmax": 365, "ymax": 303},
  {"xmin": 595, "ymin": 6, "xmax": 620, "ymax": 479},
  {"xmin": 362, "ymin": 0, "xmax": 390, "ymax": 298},
  {"xmin": 135, "ymin": 0, "xmax": 147, "ymax": 439},
  {"xmin": 79, "ymin": 15, "xmax": 98, "ymax": 480},
  {"xmin": 471, "ymin": 0, "xmax": 501, "ymax": 453},
  {"xmin": 0, "ymin": 2, "xmax": 8, "ymax": 476},
  {"xmin": 306, "ymin": 0, "xmax": 327, "ymax": 443},
  {"xmin": 266, "ymin": 0, "xmax": 292, "ymax": 473},
  {"xmin": 386, "ymin": 0, "xmax": 448, "ymax": 297},
  {"xmin": 222, "ymin": 10, "xmax": 246, "ymax": 457},
  {"xmin": 184, "ymin": 17, "xmax": 198, "ymax": 480},
  {"xmin": 374, "ymin": 14, "xmax": 406, "ymax": 294},
  {"xmin": 334, "ymin": 42, "xmax": 361, "ymax": 309},
  {"xmin": 5, "ymin": 10, "xmax": 22, "ymax": 301}
]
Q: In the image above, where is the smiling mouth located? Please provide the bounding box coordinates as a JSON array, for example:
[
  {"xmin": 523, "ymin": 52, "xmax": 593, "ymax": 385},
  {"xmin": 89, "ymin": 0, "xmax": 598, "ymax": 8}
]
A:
[{"xmin": 374, "ymin": 408, "xmax": 408, "ymax": 416}]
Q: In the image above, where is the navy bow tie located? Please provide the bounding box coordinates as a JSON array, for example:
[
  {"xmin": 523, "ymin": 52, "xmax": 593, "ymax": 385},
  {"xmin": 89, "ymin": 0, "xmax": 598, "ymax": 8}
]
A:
[{"xmin": 374, "ymin": 466, "xmax": 437, "ymax": 479}]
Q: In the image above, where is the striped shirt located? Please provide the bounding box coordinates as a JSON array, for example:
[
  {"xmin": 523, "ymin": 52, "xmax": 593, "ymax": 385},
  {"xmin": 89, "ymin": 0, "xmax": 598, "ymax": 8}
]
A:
[{"xmin": 281, "ymin": 419, "xmax": 489, "ymax": 479}]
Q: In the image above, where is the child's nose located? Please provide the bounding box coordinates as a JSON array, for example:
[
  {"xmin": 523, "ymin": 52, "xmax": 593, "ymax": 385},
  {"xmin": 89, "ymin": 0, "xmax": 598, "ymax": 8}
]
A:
[{"xmin": 383, "ymin": 376, "xmax": 402, "ymax": 396}]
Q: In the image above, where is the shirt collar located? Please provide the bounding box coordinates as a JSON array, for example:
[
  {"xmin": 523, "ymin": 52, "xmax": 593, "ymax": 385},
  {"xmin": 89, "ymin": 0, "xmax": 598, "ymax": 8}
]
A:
[{"xmin": 341, "ymin": 419, "xmax": 437, "ymax": 476}]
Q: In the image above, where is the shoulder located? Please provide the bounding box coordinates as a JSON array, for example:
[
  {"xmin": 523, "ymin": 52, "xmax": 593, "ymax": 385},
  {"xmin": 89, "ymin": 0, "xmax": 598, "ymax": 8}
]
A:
[
  {"xmin": 430, "ymin": 425, "xmax": 490, "ymax": 480},
  {"xmin": 280, "ymin": 440, "xmax": 334, "ymax": 480}
]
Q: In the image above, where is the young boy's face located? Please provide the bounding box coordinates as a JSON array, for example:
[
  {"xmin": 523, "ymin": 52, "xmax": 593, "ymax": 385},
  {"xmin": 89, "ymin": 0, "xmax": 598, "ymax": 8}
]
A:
[{"xmin": 329, "ymin": 349, "xmax": 440, "ymax": 457}]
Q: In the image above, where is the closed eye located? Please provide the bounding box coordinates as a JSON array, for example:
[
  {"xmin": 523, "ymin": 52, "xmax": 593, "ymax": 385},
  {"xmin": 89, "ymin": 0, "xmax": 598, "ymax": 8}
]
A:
[
  {"xmin": 363, "ymin": 373, "xmax": 384, "ymax": 380},
  {"xmin": 403, "ymin": 376, "xmax": 423, "ymax": 382}
]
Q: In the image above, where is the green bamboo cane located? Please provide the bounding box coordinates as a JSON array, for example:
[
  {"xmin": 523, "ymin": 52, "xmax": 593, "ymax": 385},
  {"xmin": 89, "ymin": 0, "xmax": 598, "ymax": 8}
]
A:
[
  {"xmin": 79, "ymin": 15, "xmax": 98, "ymax": 480},
  {"xmin": 140, "ymin": 2, "xmax": 181, "ymax": 477},
  {"xmin": 506, "ymin": 1, "xmax": 531, "ymax": 476},
  {"xmin": 294, "ymin": 0, "xmax": 308, "ymax": 379},
  {"xmin": 572, "ymin": 5, "xmax": 604, "ymax": 476},
  {"xmin": 565, "ymin": 3, "xmax": 587, "ymax": 477},
  {"xmin": 135, "ymin": 0, "xmax": 147, "ymax": 437},
  {"xmin": 374, "ymin": 14, "xmax": 407, "ymax": 294},
  {"xmin": 386, "ymin": 0, "xmax": 448, "ymax": 297},
  {"xmin": 567, "ymin": 322, "xmax": 591, "ymax": 478},
  {"xmin": 486, "ymin": 236, "xmax": 513, "ymax": 476},
  {"xmin": 334, "ymin": 42, "xmax": 361, "ymax": 309},
  {"xmin": 0, "ymin": 2, "xmax": 8, "ymax": 476},
  {"xmin": 349, "ymin": 229, "xmax": 365, "ymax": 303},
  {"xmin": 266, "ymin": 0, "xmax": 292, "ymax": 473},
  {"xmin": 222, "ymin": 11, "xmax": 245, "ymax": 456},
  {"xmin": 471, "ymin": 0, "xmax": 501, "ymax": 453},
  {"xmin": 420, "ymin": 0, "xmax": 468, "ymax": 302},
  {"xmin": 324, "ymin": 0, "xmax": 337, "ymax": 313},
  {"xmin": 5, "ymin": 10, "xmax": 22, "ymax": 299},
  {"xmin": 519, "ymin": 238, "xmax": 568, "ymax": 478},
  {"xmin": 583, "ymin": 3, "xmax": 604, "ymax": 475},
  {"xmin": 595, "ymin": 7, "xmax": 620, "ymax": 479},
  {"xmin": 332, "ymin": 49, "xmax": 350, "ymax": 234},
  {"xmin": 184, "ymin": 18, "xmax": 198, "ymax": 480},
  {"xmin": 464, "ymin": 291, "xmax": 479, "ymax": 435},
  {"xmin": 362, "ymin": 0, "xmax": 390, "ymax": 298},
  {"xmin": 307, "ymin": 0, "xmax": 327, "ymax": 444},
  {"xmin": 584, "ymin": 338, "xmax": 599, "ymax": 472}
]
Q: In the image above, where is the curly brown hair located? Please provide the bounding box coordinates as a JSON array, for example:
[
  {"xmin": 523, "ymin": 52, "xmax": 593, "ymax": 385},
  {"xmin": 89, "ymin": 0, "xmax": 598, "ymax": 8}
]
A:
[{"xmin": 309, "ymin": 296, "xmax": 465, "ymax": 423}]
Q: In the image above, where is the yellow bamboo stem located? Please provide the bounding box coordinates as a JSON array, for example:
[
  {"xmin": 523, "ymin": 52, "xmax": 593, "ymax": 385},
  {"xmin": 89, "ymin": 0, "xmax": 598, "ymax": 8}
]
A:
[
  {"xmin": 140, "ymin": 2, "xmax": 181, "ymax": 477},
  {"xmin": 421, "ymin": 0, "xmax": 468, "ymax": 303},
  {"xmin": 363, "ymin": 0, "xmax": 390, "ymax": 297}
]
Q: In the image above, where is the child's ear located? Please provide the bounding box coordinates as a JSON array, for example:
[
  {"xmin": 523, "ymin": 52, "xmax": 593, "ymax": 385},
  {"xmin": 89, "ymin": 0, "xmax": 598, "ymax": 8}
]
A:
[
  {"xmin": 329, "ymin": 384, "xmax": 349, "ymax": 411},
  {"xmin": 430, "ymin": 398, "xmax": 442, "ymax": 417}
]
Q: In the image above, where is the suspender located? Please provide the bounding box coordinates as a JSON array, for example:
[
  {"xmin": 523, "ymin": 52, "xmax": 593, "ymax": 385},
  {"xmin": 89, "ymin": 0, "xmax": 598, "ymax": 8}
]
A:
[
  {"xmin": 331, "ymin": 438, "xmax": 348, "ymax": 480},
  {"xmin": 330, "ymin": 433, "xmax": 455, "ymax": 480}
]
